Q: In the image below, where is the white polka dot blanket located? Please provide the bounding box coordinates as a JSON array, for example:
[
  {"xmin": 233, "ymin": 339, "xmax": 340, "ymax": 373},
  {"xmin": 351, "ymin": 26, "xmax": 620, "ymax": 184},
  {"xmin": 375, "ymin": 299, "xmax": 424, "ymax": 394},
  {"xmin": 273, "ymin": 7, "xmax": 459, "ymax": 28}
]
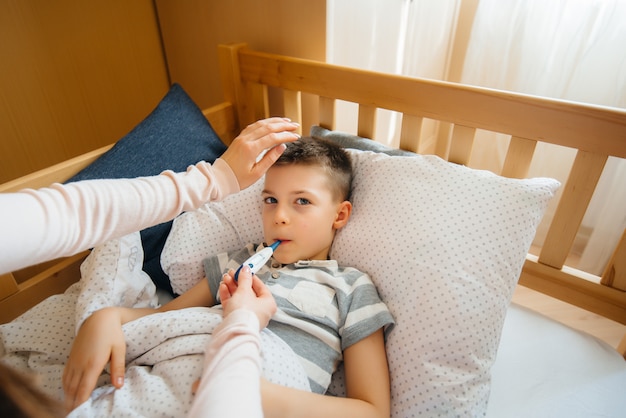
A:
[{"xmin": 0, "ymin": 232, "xmax": 309, "ymax": 417}]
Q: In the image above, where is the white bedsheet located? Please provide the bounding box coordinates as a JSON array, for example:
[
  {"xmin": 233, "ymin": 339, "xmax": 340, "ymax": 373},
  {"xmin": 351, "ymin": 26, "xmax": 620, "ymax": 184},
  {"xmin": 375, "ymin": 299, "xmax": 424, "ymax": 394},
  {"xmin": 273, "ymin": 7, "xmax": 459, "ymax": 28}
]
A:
[{"xmin": 488, "ymin": 303, "xmax": 626, "ymax": 417}]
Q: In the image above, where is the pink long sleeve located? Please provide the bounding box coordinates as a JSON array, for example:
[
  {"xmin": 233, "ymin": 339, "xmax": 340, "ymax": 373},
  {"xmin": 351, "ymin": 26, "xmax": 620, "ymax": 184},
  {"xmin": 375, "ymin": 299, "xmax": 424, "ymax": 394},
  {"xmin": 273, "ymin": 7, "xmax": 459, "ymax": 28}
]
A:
[
  {"xmin": 0, "ymin": 159, "xmax": 239, "ymax": 275},
  {"xmin": 188, "ymin": 309, "xmax": 263, "ymax": 418}
]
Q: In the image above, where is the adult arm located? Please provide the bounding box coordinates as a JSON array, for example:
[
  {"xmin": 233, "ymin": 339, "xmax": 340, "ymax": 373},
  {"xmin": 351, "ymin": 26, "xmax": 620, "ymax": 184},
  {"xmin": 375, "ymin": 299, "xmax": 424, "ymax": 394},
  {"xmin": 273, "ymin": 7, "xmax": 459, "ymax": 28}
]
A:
[
  {"xmin": 187, "ymin": 267, "xmax": 276, "ymax": 418},
  {"xmin": 0, "ymin": 117, "xmax": 298, "ymax": 275},
  {"xmin": 188, "ymin": 309, "xmax": 264, "ymax": 418}
]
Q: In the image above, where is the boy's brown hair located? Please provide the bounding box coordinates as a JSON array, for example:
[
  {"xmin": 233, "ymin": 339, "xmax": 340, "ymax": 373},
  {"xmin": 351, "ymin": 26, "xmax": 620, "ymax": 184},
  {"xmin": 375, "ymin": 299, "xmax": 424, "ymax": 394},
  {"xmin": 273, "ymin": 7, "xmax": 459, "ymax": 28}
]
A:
[{"xmin": 272, "ymin": 136, "xmax": 353, "ymax": 202}]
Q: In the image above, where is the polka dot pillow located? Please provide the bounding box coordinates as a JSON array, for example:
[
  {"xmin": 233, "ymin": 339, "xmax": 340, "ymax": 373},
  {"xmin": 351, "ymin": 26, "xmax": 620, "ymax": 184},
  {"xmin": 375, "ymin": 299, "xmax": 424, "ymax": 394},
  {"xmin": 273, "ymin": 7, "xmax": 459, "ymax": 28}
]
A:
[
  {"xmin": 162, "ymin": 149, "xmax": 560, "ymax": 417},
  {"xmin": 332, "ymin": 151, "xmax": 559, "ymax": 416},
  {"xmin": 161, "ymin": 178, "xmax": 265, "ymax": 295}
]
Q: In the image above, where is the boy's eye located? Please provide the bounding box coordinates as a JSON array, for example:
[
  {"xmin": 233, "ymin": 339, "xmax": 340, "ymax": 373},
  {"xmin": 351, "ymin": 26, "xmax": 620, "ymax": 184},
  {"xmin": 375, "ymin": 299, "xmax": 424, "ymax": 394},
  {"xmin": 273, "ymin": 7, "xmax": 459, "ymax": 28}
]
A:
[
  {"xmin": 263, "ymin": 196, "xmax": 277, "ymax": 204},
  {"xmin": 296, "ymin": 198, "xmax": 311, "ymax": 205}
]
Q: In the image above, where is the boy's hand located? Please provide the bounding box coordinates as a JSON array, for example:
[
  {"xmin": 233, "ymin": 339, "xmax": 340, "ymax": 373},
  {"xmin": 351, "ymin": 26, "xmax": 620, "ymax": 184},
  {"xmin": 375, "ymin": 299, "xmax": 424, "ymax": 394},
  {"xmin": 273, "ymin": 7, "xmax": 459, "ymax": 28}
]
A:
[
  {"xmin": 219, "ymin": 267, "xmax": 277, "ymax": 329},
  {"xmin": 62, "ymin": 307, "xmax": 126, "ymax": 412}
]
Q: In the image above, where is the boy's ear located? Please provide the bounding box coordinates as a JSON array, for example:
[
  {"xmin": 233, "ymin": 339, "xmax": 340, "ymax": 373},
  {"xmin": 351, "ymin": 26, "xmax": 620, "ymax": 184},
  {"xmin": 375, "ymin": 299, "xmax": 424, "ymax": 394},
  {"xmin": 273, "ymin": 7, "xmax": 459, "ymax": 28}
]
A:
[{"xmin": 333, "ymin": 201, "xmax": 352, "ymax": 230}]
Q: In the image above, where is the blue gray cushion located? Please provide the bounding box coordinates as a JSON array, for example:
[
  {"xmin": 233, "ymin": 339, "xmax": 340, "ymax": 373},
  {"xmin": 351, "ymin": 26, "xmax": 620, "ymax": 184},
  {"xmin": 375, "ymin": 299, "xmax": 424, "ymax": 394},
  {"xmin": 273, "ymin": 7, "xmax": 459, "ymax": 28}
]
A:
[
  {"xmin": 68, "ymin": 83, "xmax": 227, "ymax": 294},
  {"xmin": 310, "ymin": 125, "xmax": 416, "ymax": 156}
]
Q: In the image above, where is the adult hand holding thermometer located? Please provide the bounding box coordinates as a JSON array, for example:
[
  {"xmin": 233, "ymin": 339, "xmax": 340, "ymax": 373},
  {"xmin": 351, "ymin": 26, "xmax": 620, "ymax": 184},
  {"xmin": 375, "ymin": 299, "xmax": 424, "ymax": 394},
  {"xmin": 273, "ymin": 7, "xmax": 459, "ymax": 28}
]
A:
[{"xmin": 234, "ymin": 241, "xmax": 281, "ymax": 282}]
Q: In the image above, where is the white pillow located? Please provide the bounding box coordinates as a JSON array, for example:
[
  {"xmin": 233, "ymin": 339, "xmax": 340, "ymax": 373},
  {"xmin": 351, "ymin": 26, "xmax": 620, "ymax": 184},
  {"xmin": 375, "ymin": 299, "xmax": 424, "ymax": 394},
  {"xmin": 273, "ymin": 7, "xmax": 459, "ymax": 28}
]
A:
[
  {"xmin": 162, "ymin": 150, "xmax": 560, "ymax": 416},
  {"xmin": 162, "ymin": 179, "xmax": 265, "ymax": 295},
  {"xmin": 332, "ymin": 151, "xmax": 559, "ymax": 416}
]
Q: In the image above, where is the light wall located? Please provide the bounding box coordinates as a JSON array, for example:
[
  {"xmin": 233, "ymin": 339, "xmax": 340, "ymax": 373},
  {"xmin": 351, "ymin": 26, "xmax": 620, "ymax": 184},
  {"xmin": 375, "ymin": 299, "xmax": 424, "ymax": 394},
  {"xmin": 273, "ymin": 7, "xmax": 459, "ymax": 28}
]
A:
[
  {"xmin": 0, "ymin": 0, "xmax": 169, "ymax": 183},
  {"xmin": 1, "ymin": 0, "xmax": 327, "ymax": 183},
  {"xmin": 155, "ymin": 0, "xmax": 326, "ymax": 131}
]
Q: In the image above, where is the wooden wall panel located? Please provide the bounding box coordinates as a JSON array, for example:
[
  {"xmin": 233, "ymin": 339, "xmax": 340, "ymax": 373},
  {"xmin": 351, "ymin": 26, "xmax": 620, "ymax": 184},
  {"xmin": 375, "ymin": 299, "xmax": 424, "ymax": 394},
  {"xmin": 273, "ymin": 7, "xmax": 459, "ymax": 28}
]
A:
[
  {"xmin": 0, "ymin": 0, "xmax": 170, "ymax": 183},
  {"xmin": 155, "ymin": 0, "xmax": 326, "ymax": 133}
]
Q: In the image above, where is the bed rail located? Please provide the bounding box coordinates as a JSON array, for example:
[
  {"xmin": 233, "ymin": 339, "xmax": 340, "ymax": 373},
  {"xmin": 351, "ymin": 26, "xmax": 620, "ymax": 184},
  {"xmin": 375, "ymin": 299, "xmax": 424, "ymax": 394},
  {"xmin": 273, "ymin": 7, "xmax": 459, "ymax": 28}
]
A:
[{"xmin": 219, "ymin": 43, "xmax": 626, "ymax": 329}]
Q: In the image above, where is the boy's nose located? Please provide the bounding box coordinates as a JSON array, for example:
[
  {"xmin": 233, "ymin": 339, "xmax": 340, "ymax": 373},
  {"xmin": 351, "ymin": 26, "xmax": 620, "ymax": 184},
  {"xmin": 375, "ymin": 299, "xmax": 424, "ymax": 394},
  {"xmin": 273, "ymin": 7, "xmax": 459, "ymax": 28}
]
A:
[{"xmin": 274, "ymin": 206, "xmax": 289, "ymax": 224}]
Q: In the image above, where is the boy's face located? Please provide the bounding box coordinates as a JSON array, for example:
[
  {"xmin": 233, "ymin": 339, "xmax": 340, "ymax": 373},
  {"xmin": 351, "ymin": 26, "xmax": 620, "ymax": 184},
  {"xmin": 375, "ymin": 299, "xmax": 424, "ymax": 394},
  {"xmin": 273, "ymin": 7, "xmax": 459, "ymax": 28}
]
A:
[{"xmin": 262, "ymin": 164, "xmax": 351, "ymax": 264}]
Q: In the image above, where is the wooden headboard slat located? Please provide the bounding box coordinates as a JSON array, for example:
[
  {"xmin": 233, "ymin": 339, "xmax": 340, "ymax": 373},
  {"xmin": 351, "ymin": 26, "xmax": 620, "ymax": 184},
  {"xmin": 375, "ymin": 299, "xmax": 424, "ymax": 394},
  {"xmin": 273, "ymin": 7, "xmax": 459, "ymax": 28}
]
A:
[
  {"xmin": 448, "ymin": 124, "xmax": 476, "ymax": 166},
  {"xmin": 539, "ymin": 151, "xmax": 608, "ymax": 269},
  {"xmin": 357, "ymin": 104, "xmax": 377, "ymax": 139},
  {"xmin": 234, "ymin": 46, "xmax": 626, "ymax": 159},
  {"xmin": 399, "ymin": 114, "xmax": 424, "ymax": 153},
  {"xmin": 601, "ymin": 229, "xmax": 626, "ymax": 291},
  {"xmin": 250, "ymin": 83, "xmax": 271, "ymax": 123},
  {"xmin": 283, "ymin": 90, "xmax": 302, "ymax": 134},
  {"xmin": 318, "ymin": 96, "xmax": 336, "ymax": 130},
  {"xmin": 501, "ymin": 136, "xmax": 537, "ymax": 179}
]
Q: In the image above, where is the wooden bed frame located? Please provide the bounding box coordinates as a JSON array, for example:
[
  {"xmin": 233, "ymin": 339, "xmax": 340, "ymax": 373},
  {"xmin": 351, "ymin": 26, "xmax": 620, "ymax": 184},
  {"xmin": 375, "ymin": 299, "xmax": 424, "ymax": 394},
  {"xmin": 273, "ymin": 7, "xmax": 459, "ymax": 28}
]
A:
[{"xmin": 1, "ymin": 43, "xmax": 625, "ymax": 356}]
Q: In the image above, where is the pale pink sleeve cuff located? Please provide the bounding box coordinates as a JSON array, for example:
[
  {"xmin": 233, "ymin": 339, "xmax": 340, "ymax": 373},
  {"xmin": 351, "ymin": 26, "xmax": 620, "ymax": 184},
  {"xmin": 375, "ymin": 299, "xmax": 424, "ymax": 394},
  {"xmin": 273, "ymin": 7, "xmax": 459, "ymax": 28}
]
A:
[{"xmin": 208, "ymin": 158, "xmax": 240, "ymax": 198}]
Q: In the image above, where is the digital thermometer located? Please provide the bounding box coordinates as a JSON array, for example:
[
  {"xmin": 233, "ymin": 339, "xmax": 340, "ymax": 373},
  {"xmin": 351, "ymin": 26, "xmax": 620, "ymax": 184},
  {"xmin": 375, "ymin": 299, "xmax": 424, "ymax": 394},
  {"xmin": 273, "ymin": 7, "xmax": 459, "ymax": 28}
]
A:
[{"xmin": 234, "ymin": 240, "xmax": 281, "ymax": 281}]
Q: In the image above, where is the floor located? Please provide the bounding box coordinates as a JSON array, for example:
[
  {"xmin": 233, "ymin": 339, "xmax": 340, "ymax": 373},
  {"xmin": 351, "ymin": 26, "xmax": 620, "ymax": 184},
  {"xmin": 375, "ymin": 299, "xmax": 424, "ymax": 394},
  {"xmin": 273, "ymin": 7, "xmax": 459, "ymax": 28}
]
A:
[{"xmin": 511, "ymin": 285, "xmax": 626, "ymax": 350}]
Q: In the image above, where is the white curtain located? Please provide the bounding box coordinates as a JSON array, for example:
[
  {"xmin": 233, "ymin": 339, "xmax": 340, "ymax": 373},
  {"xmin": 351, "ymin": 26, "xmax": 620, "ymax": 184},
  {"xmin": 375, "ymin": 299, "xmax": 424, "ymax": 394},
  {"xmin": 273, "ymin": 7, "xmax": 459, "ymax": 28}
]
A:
[{"xmin": 327, "ymin": 0, "xmax": 626, "ymax": 275}]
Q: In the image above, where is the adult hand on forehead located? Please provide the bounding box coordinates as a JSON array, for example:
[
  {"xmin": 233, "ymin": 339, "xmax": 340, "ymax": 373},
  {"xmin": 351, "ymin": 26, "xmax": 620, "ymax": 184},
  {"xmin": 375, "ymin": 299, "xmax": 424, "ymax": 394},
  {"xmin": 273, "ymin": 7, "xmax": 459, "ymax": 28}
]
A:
[
  {"xmin": 219, "ymin": 267, "xmax": 277, "ymax": 330},
  {"xmin": 220, "ymin": 117, "xmax": 300, "ymax": 190}
]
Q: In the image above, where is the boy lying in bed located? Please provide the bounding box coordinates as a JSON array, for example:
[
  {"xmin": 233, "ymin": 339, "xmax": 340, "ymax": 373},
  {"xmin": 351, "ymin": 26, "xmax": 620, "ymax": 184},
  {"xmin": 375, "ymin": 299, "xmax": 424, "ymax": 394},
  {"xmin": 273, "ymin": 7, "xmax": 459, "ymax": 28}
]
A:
[{"xmin": 63, "ymin": 137, "xmax": 395, "ymax": 418}]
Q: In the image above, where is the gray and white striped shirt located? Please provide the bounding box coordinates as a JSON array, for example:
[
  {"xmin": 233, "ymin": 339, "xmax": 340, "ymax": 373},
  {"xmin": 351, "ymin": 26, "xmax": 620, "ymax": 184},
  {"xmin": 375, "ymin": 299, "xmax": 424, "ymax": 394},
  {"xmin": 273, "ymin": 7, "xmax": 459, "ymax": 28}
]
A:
[{"xmin": 204, "ymin": 243, "xmax": 395, "ymax": 393}]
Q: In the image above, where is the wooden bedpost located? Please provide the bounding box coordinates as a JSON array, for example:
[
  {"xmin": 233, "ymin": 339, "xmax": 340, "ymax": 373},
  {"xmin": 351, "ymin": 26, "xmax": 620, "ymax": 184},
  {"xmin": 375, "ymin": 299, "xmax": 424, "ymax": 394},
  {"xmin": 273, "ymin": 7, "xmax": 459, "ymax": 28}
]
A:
[
  {"xmin": 218, "ymin": 43, "xmax": 271, "ymax": 136},
  {"xmin": 218, "ymin": 43, "xmax": 246, "ymax": 131},
  {"xmin": 0, "ymin": 273, "xmax": 19, "ymax": 302}
]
